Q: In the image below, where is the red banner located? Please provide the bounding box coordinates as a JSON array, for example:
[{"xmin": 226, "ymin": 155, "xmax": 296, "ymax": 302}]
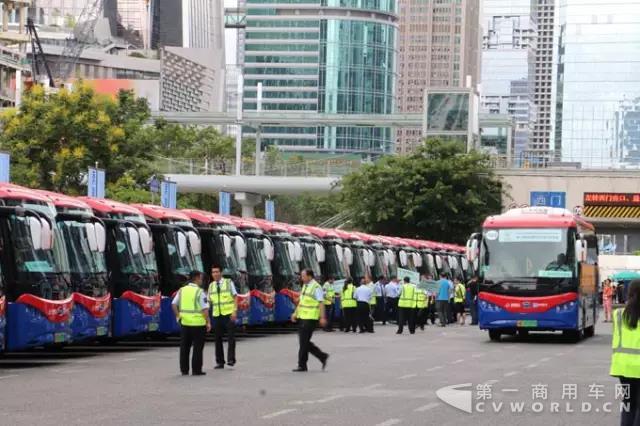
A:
[
  {"xmin": 250, "ymin": 290, "xmax": 275, "ymax": 309},
  {"xmin": 16, "ymin": 294, "xmax": 74, "ymax": 323},
  {"xmin": 584, "ymin": 192, "xmax": 640, "ymax": 206},
  {"xmin": 236, "ymin": 293, "xmax": 250, "ymax": 311},
  {"xmin": 121, "ymin": 291, "xmax": 161, "ymax": 315},
  {"xmin": 72, "ymin": 293, "xmax": 111, "ymax": 319},
  {"xmin": 279, "ymin": 288, "xmax": 300, "ymax": 305}
]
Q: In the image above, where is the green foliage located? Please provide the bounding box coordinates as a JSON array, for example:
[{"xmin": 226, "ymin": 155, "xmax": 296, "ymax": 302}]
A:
[
  {"xmin": 339, "ymin": 138, "xmax": 503, "ymax": 244},
  {"xmin": 273, "ymin": 193, "xmax": 342, "ymax": 225}
]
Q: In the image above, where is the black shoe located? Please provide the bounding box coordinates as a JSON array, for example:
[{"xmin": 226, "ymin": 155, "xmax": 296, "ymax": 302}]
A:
[
  {"xmin": 368, "ymin": 330, "xmax": 374, "ymax": 333},
  {"xmin": 321, "ymin": 354, "xmax": 329, "ymax": 371},
  {"xmin": 410, "ymin": 332, "xmax": 415, "ymax": 335},
  {"xmin": 181, "ymin": 372, "xmax": 189, "ymax": 376},
  {"xmin": 396, "ymin": 331, "xmax": 402, "ymax": 334},
  {"xmin": 214, "ymin": 364, "xmax": 224, "ymax": 369},
  {"xmin": 420, "ymin": 326, "xmax": 425, "ymax": 330},
  {"xmin": 227, "ymin": 361, "xmax": 235, "ymax": 367},
  {"xmin": 292, "ymin": 367, "xmax": 308, "ymax": 372},
  {"xmin": 192, "ymin": 371, "xmax": 206, "ymax": 376}
]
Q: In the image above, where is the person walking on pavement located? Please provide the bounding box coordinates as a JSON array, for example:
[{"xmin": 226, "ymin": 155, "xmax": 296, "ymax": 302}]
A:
[
  {"xmin": 436, "ymin": 272, "xmax": 450, "ymax": 327},
  {"xmin": 603, "ymin": 278, "xmax": 614, "ymax": 322},
  {"xmin": 341, "ymin": 277, "xmax": 357, "ymax": 333},
  {"xmin": 172, "ymin": 271, "xmax": 211, "ymax": 376},
  {"xmin": 322, "ymin": 276, "xmax": 336, "ymax": 331},
  {"xmin": 291, "ymin": 269, "xmax": 329, "ymax": 372},
  {"xmin": 397, "ymin": 277, "xmax": 417, "ymax": 334},
  {"xmin": 355, "ymin": 278, "xmax": 374, "ymax": 333},
  {"xmin": 610, "ymin": 279, "xmax": 640, "ymax": 426},
  {"xmin": 385, "ymin": 276, "xmax": 400, "ymax": 323},
  {"xmin": 454, "ymin": 279, "xmax": 466, "ymax": 326},
  {"xmin": 365, "ymin": 275, "xmax": 376, "ymax": 332},
  {"xmin": 374, "ymin": 276, "xmax": 386, "ymax": 324},
  {"xmin": 416, "ymin": 286, "xmax": 428, "ymax": 330},
  {"xmin": 208, "ymin": 266, "xmax": 238, "ymax": 369},
  {"xmin": 426, "ymin": 290, "xmax": 437, "ymax": 325},
  {"xmin": 448, "ymin": 277, "xmax": 456, "ymax": 324},
  {"xmin": 468, "ymin": 275, "xmax": 479, "ymax": 325}
]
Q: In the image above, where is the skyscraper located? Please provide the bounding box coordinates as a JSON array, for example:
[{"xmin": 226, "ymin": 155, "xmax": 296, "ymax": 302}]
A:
[
  {"xmin": 151, "ymin": 0, "xmax": 223, "ymax": 49},
  {"xmin": 242, "ymin": 0, "xmax": 397, "ymax": 156},
  {"xmin": 554, "ymin": 0, "xmax": 640, "ymax": 167},
  {"xmin": 395, "ymin": 0, "xmax": 481, "ymax": 155},
  {"xmin": 480, "ymin": 0, "xmax": 536, "ymax": 159}
]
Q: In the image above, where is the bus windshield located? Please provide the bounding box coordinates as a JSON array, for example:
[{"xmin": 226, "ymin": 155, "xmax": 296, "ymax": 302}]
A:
[
  {"xmin": 372, "ymin": 250, "xmax": 386, "ymax": 280},
  {"xmin": 324, "ymin": 243, "xmax": 345, "ymax": 280},
  {"xmin": 246, "ymin": 237, "xmax": 272, "ymax": 277},
  {"xmin": 166, "ymin": 228, "xmax": 197, "ymax": 276},
  {"xmin": 302, "ymin": 242, "xmax": 321, "ymax": 278},
  {"xmin": 480, "ymin": 227, "xmax": 576, "ymax": 294},
  {"xmin": 58, "ymin": 220, "xmax": 106, "ymax": 275},
  {"xmin": 352, "ymin": 247, "xmax": 367, "ymax": 280},
  {"xmin": 274, "ymin": 239, "xmax": 296, "ymax": 278},
  {"xmin": 115, "ymin": 225, "xmax": 148, "ymax": 275}
]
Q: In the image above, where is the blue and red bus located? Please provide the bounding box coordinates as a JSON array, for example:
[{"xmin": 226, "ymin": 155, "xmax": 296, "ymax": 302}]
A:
[
  {"xmin": 80, "ymin": 198, "xmax": 161, "ymax": 338},
  {"xmin": 38, "ymin": 191, "xmax": 111, "ymax": 342},
  {"xmin": 229, "ymin": 218, "xmax": 274, "ymax": 325},
  {"xmin": 468, "ymin": 207, "xmax": 599, "ymax": 341},
  {"xmin": 132, "ymin": 204, "xmax": 203, "ymax": 335},
  {"xmin": 0, "ymin": 185, "xmax": 73, "ymax": 351},
  {"xmin": 182, "ymin": 209, "xmax": 251, "ymax": 326}
]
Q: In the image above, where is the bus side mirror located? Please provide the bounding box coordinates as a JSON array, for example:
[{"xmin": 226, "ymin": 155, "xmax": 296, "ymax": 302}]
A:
[
  {"xmin": 222, "ymin": 235, "xmax": 232, "ymax": 257},
  {"xmin": 139, "ymin": 227, "xmax": 153, "ymax": 254},
  {"xmin": 575, "ymin": 239, "xmax": 587, "ymax": 262},
  {"xmin": 264, "ymin": 239, "xmax": 274, "ymax": 261},
  {"xmin": 399, "ymin": 250, "xmax": 408, "ymax": 267},
  {"xmin": 294, "ymin": 241, "xmax": 303, "ymax": 262},
  {"xmin": 28, "ymin": 216, "xmax": 42, "ymax": 251},
  {"xmin": 40, "ymin": 218, "xmax": 53, "ymax": 251},
  {"xmin": 95, "ymin": 222, "xmax": 106, "ymax": 253},
  {"xmin": 129, "ymin": 227, "xmax": 141, "ymax": 256},
  {"xmin": 86, "ymin": 222, "xmax": 98, "ymax": 252},
  {"xmin": 466, "ymin": 233, "xmax": 480, "ymax": 261},
  {"xmin": 234, "ymin": 235, "xmax": 246, "ymax": 259},
  {"xmin": 187, "ymin": 231, "xmax": 201, "ymax": 256},
  {"xmin": 315, "ymin": 243, "xmax": 325, "ymax": 263}
]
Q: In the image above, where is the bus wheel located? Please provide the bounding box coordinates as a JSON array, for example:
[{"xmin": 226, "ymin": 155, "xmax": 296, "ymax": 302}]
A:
[
  {"xmin": 489, "ymin": 330, "xmax": 501, "ymax": 342},
  {"xmin": 584, "ymin": 325, "xmax": 595, "ymax": 338},
  {"xmin": 562, "ymin": 330, "xmax": 581, "ymax": 342},
  {"xmin": 517, "ymin": 329, "xmax": 529, "ymax": 338}
]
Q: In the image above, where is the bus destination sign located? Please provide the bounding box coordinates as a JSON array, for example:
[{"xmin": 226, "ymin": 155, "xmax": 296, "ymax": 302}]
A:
[{"xmin": 583, "ymin": 192, "xmax": 640, "ymax": 206}]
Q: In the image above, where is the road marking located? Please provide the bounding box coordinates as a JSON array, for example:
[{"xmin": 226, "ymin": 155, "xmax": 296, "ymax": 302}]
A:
[
  {"xmin": 261, "ymin": 409, "xmax": 297, "ymax": 419},
  {"xmin": 451, "ymin": 359, "xmax": 464, "ymax": 365},
  {"xmin": 0, "ymin": 374, "xmax": 18, "ymax": 380},
  {"xmin": 365, "ymin": 384, "xmax": 382, "ymax": 390},
  {"xmin": 414, "ymin": 402, "xmax": 440, "ymax": 412},
  {"xmin": 52, "ymin": 368, "xmax": 84, "ymax": 374},
  {"xmin": 504, "ymin": 371, "xmax": 518, "ymax": 377},
  {"xmin": 376, "ymin": 418, "xmax": 402, "ymax": 426},
  {"xmin": 399, "ymin": 374, "xmax": 417, "ymax": 380},
  {"xmin": 555, "ymin": 352, "xmax": 565, "ymax": 356},
  {"xmin": 73, "ymin": 360, "xmax": 90, "ymax": 364},
  {"xmin": 122, "ymin": 358, "xmax": 137, "ymax": 362},
  {"xmin": 539, "ymin": 357, "xmax": 551, "ymax": 363},
  {"xmin": 485, "ymin": 379, "xmax": 499, "ymax": 385},
  {"xmin": 525, "ymin": 363, "xmax": 538, "ymax": 369},
  {"xmin": 471, "ymin": 353, "xmax": 484, "ymax": 358},
  {"xmin": 292, "ymin": 395, "xmax": 342, "ymax": 405},
  {"xmin": 426, "ymin": 366, "xmax": 443, "ymax": 372}
]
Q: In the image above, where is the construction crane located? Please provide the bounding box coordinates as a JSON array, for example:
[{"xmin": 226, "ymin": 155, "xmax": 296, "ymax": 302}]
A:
[
  {"xmin": 55, "ymin": 0, "xmax": 105, "ymax": 83},
  {"xmin": 25, "ymin": 17, "xmax": 55, "ymax": 88}
]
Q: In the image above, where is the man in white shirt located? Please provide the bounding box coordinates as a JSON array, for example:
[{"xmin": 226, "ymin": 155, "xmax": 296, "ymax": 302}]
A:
[
  {"xmin": 374, "ymin": 276, "xmax": 386, "ymax": 324},
  {"xmin": 354, "ymin": 281, "xmax": 373, "ymax": 333},
  {"xmin": 385, "ymin": 276, "xmax": 400, "ymax": 323}
]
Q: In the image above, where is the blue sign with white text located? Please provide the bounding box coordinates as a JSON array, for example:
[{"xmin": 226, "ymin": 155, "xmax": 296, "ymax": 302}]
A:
[
  {"xmin": 265, "ymin": 200, "xmax": 275, "ymax": 222},
  {"xmin": 161, "ymin": 180, "xmax": 177, "ymax": 208},
  {"xmin": 530, "ymin": 191, "xmax": 566, "ymax": 208},
  {"xmin": 0, "ymin": 152, "xmax": 10, "ymax": 183},
  {"xmin": 219, "ymin": 191, "xmax": 231, "ymax": 215},
  {"xmin": 88, "ymin": 167, "xmax": 105, "ymax": 198}
]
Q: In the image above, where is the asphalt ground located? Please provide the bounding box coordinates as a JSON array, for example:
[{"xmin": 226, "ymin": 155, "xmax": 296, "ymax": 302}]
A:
[{"xmin": 0, "ymin": 314, "xmax": 620, "ymax": 426}]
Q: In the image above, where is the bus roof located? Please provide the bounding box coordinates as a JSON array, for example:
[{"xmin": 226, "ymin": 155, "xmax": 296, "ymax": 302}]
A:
[
  {"xmin": 34, "ymin": 189, "xmax": 92, "ymax": 211},
  {"xmin": 229, "ymin": 216, "xmax": 263, "ymax": 232},
  {"xmin": 333, "ymin": 229, "xmax": 363, "ymax": 242},
  {"xmin": 300, "ymin": 225, "xmax": 341, "ymax": 240},
  {"xmin": 182, "ymin": 209, "xmax": 235, "ymax": 226},
  {"xmin": 284, "ymin": 224, "xmax": 313, "ymax": 237},
  {"xmin": 79, "ymin": 197, "xmax": 145, "ymax": 216},
  {"xmin": 245, "ymin": 218, "xmax": 289, "ymax": 234},
  {"xmin": 351, "ymin": 232, "xmax": 383, "ymax": 244},
  {"xmin": 0, "ymin": 183, "xmax": 53, "ymax": 203},
  {"xmin": 483, "ymin": 207, "xmax": 594, "ymax": 231},
  {"xmin": 132, "ymin": 204, "xmax": 193, "ymax": 223}
]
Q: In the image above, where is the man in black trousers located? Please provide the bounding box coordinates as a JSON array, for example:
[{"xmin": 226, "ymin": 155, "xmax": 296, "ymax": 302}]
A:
[{"xmin": 172, "ymin": 271, "xmax": 211, "ymax": 376}]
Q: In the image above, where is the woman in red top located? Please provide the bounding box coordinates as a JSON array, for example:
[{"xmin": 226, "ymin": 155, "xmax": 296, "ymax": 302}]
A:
[{"xmin": 603, "ymin": 279, "xmax": 614, "ymax": 322}]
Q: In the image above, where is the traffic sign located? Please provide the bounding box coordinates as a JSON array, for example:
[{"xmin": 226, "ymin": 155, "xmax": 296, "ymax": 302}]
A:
[
  {"xmin": 161, "ymin": 180, "xmax": 177, "ymax": 208},
  {"xmin": 88, "ymin": 167, "xmax": 105, "ymax": 198},
  {"xmin": 530, "ymin": 191, "xmax": 566, "ymax": 208},
  {"xmin": 219, "ymin": 191, "xmax": 231, "ymax": 215},
  {"xmin": 0, "ymin": 152, "xmax": 10, "ymax": 183},
  {"xmin": 265, "ymin": 199, "xmax": 275, "ymax": 222}
]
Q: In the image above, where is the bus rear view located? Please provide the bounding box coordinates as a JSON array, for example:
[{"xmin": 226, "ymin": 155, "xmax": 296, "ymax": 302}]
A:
[{"xmin": 468, "ymin": 207, "xmax": 598, "ymax": 342}]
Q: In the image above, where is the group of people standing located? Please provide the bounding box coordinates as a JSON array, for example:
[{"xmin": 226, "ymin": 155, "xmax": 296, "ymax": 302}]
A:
[{"xmin": 321, "ymin": 272, "xmax": 478, "ymax": 335}]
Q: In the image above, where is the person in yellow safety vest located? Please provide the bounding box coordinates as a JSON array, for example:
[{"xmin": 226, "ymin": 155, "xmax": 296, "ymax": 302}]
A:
[
  {"xmin": 416, "ymin": 287, "xmax": 428, "ymax": 331},
  {"xmin": 322, "ymin": 276, "xmax": 336, "ymax": 332},
  {"xmin": 610, "ymin": 280, "xmax": 640, "ymax": 425},
  {"xmin": 171, "ymin": 270, "xmax": 211, "ymax": 376},
  {"xmin": 454, "ymin": 279, "xmax": 466, "ymax": 326},
  {"xmin": 208, "ymin": 266, "xmax": 238, "ymax": 369},
  {"xmin": 397, "ymin": 276, "xmax": 417, "ymax": 335},
  {"xmin": 341, "ymin": 277, "xmax": 357, "ymax": 333},
  {"xmin": 291, "ymin": 268, "xmax": 329, "ymax": 372}
]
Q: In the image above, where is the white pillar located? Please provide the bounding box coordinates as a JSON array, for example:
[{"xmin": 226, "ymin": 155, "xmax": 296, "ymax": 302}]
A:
[
  {"xmin": 15, "ymin": 69, "xmax": 21, "ymax": 107},
  {"xmin": 235, "ymin": 74, "xmax": 244, "ymax": 176},
  {"xmin": 255, "ymin": 82, "xmax": 262, "ymax": 176},
  {"xmin": 234, "ymin": 192, "xmax": 262, "ymax": 218}
]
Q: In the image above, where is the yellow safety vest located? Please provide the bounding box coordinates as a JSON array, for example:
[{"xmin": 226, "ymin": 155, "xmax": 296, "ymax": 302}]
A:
[
  {"xmin": 341, "ymin": 283, "xmax": 357, "ymax": 308},
  {"xmin": 454, "ymin": 283, "xmax": 466, "ymax": 303},
  {"xmin": 367, "ymin": 283, "xmax": 376, "ymax": 305},
  {"xmin": 178, "ymin": 283, "xmax": 206, "ymax": 326},
  {"xmin": 297, "ymin": 280, "xmax": 321, "ymax": 320},
  {"xmin": 416, "ymin": 290, "xmax": 427, "ymax": 309},
  {"xmin": 323, "ymin": 282, "xmax": 335, "ymax": 306},
  {"xmin": 610, "ymin": 308, "xmax": 640, "ymax": 378},
  {"xmin": 208, "ymin": 278, "xmax": 235, "ymax": 317},
  {"xmin": 398, "ymin": 284, "xmax": 416, "ymax": 308}
]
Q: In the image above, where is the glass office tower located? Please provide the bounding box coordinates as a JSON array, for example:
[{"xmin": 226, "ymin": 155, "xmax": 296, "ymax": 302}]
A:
[{"xmin": 243, "ymin": 0, "xmax": 397, "ymax": 157}]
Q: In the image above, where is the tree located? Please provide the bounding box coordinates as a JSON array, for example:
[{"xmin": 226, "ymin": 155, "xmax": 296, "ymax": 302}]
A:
[
  {"xmin": 339, "ymin": 138, "xmax": 503, "ymax": 243},
  {"xmin": 0, "ymin": 84, "xmax": 152, "ymax": 194}
]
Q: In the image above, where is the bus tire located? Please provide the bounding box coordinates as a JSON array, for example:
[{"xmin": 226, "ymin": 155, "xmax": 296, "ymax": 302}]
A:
[
  {"xmin": 563, "ymin": 330, "xmax": 581, "ymax": 342},
  {"xmin": 584, "ymin": 325, "xmax": 595, "ymax": 338},
  {"xmin": 517, "ymin": 329, "xmax": 529, "ymax": 338},
  {"xmin": 489, "ymin": 330, "xmax": 501, "ymax": 342}
]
